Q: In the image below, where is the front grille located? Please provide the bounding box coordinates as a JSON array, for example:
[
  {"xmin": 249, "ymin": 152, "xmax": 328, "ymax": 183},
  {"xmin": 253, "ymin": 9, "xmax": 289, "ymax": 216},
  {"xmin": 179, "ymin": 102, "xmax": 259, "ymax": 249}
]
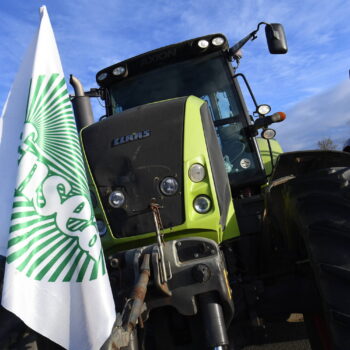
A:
[{"xmin": 81, "ymin": 97, "xmax": 186, "ymax": 237}]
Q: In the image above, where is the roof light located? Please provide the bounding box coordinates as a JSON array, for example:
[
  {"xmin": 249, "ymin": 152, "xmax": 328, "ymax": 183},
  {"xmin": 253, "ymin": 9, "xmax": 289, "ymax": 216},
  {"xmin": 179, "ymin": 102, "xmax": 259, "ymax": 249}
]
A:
[
  {"xmin": 97, "ymin": 72, "xmax": 108, "ymax": 81},
  {"xmin": 112, "ymin": 66, "xmax": 126, "ymax": 76},
  {"xmin": 212, "ymin": 36, "xmax": 225, "ymax": 46},
  {"xmin": 198, "ymin": 39, "xmax": 209, "ymax": 49}
]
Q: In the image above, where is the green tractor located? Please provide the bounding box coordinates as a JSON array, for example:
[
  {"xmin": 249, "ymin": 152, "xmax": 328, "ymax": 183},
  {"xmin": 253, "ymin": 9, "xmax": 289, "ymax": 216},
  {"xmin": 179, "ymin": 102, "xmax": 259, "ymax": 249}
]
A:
[{"xmin": 68, "ymin": 23, "xmax": 350, "ymax": 350}]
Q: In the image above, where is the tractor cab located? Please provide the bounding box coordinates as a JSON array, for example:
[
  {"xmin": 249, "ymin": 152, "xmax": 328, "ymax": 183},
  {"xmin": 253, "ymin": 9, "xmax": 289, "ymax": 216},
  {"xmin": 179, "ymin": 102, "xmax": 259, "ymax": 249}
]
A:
[{"xmin": 95, "ymin": 26, "xmax": 287, "ymax": 193}]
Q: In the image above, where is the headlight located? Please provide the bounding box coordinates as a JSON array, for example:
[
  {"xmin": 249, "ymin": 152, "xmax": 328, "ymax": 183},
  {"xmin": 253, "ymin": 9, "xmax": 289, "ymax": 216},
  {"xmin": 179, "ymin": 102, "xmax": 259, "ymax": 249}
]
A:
[
  {"xmin": 198, "ymin": 39, "xmax": 209, "ymax": 49},
  {"xmin": 189, "ymin": 163, "xmax": 206, "ymax": 182},
  {"xmin": 211, "ymin": 36, "xmax": 225, "ymax": 46},
  {"xmin": 160, "ymin": 177, "xmax": 179, "ymax": 196},
  {"xmin": 96, "ymin": 220, "xmax": 107, "ymax": 236},
  {"xmin": 108, "ymin": 190, "xmax": 125, "ymax": 208},
  {"xmin": 194, "ymin": 195, "xmax": 211, "ymax": 214},
  {"xmin": 112, "ymin": 66, "xmax": 126, "ymax": 76}
]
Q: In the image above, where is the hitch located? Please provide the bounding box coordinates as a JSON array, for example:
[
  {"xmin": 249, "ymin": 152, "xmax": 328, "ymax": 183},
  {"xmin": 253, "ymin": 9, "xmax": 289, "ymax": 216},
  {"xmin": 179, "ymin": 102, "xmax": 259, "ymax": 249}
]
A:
[
  {"xmin": 150, "ymin": 201, "xmax": 168, "ymax": 284},
  {"xmin": 150, "ymin": 201, "xmax": 172, "ymax": 296}
]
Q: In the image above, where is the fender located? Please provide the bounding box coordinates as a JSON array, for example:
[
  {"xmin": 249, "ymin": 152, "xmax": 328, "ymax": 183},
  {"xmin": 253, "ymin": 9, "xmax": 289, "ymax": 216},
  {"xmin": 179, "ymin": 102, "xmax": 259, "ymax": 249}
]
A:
[{"xmin": 270, "ymin": 150, "xmax": 350, "ymax": 182}]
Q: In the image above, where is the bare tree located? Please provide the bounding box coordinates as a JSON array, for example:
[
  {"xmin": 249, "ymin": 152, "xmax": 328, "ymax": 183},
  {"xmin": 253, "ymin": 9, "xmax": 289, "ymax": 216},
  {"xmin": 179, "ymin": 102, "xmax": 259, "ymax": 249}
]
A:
[{"xmin": 317, "ymin": 137, "xmax": 338, "ymax": 150}]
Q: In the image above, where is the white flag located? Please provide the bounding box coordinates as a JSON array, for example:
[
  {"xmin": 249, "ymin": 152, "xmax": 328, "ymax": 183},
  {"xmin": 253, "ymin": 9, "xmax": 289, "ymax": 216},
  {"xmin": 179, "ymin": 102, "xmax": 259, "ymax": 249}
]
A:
[{"xmin": 0, "ymin": 6, "xmax": 115, "ymax": 349}]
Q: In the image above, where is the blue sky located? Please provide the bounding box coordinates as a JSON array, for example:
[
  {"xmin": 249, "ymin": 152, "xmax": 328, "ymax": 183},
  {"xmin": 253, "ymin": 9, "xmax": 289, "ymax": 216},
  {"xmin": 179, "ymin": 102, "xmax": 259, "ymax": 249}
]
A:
[{"xmin": 1, "ymin": 0, "xmax": 349, "ymax": 151}]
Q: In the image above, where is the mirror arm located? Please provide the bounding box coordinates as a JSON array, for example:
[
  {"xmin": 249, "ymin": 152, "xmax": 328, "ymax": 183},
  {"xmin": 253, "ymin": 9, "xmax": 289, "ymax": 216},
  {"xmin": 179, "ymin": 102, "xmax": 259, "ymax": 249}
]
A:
[
  {"xmin": 229, "ymin": 22, "xmax": 271, "ymax": 59},
  {"xmin": 229, "ymin": 32, "xmax": 256, "ymax": 58}
]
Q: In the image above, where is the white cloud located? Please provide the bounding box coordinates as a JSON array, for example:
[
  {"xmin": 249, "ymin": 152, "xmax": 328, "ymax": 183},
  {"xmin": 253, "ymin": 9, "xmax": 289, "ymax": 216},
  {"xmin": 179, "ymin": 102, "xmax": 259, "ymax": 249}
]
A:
[{"xmin": 275, "ymin": 80, "xmax": 350, "ymax": 151}]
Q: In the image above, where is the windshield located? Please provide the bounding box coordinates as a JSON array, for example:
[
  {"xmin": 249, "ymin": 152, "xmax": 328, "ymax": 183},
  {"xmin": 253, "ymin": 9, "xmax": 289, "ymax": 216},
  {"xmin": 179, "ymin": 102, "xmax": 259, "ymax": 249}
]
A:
[
  {"xmin": 109, "ymin": 53, "xmax": 264, "ymax": 184},
  {"xmin": 111, "ymin": 53, "xmax": 240, "ymax": 117}
]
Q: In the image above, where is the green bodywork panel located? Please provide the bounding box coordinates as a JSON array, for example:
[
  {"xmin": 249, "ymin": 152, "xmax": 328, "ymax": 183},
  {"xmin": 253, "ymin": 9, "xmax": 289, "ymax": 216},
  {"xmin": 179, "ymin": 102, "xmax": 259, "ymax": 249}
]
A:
[
  {"xmin": 82, "ymin": 96, "xmax": 240, "ymax": 255},
  {"xmin": 257, "ymin": 138, "xmax": 283, "ymax": 177}
]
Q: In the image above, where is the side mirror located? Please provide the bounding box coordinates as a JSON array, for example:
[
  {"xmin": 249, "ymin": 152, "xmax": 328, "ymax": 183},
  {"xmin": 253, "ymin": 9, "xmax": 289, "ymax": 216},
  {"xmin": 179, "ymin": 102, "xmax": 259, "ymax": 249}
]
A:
[{"xmin": 265, "ymin": 23, "xmax": 288, "ymax": 54}]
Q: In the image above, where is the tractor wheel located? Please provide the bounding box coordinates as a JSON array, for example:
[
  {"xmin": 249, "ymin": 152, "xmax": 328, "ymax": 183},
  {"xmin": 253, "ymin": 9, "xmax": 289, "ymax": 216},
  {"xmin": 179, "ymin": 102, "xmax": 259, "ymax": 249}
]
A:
[{"xmin": 266, "ymin": 167, "xmax": 350, "ymax": 350}]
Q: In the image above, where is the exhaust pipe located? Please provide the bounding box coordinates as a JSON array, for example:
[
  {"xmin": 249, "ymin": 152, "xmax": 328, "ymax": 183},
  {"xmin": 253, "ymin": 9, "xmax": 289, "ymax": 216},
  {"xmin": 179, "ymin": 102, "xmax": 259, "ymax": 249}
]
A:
[{"xmin": 70, "ymin": 75, "xmax": 94, "ymax": 131}]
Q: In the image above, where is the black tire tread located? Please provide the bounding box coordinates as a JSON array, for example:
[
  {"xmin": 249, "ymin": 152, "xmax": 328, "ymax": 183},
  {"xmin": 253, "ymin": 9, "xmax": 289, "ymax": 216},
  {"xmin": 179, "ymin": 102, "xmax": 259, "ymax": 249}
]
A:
[{"xmin": 268, "ymin": 167, "xmax": 350, "ymax": 349}]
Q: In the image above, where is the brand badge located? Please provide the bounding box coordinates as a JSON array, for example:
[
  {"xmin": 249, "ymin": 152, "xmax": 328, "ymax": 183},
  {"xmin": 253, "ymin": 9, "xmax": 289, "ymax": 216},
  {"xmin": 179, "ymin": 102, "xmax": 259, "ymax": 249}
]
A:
[{"xmin": 112, "ymin": 130, "xmax": 151, "ymax": 147}]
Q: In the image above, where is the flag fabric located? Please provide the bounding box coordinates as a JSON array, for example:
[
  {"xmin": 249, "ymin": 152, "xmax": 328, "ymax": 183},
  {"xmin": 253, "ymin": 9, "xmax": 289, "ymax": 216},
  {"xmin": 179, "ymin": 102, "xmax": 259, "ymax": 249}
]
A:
[{"xmin": 0, "ymin": 6, "xmax": 115, "ymax": 349}]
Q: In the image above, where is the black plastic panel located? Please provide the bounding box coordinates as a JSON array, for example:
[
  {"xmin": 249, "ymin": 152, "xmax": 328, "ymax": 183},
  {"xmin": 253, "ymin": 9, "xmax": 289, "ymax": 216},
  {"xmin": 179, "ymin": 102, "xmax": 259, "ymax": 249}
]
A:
[{"xmin": 82, "ymin": 98, "xmax": 187, "ymax": 237}]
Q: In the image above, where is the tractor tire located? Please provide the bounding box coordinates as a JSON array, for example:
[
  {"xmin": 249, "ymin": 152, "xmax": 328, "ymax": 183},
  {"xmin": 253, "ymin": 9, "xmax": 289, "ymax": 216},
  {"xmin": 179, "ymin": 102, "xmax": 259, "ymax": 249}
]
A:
[{"xmin": 266, "ymin": 167, "xmax": 350, "ymax": 350}]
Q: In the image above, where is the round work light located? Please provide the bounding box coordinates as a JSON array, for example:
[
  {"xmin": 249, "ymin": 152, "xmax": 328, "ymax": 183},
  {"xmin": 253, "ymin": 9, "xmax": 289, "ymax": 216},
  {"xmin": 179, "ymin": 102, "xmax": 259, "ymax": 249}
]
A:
[
  {"xmin": 194, "ymin": 196, "xmax": 211, "ymax": 214},
  {"xmin": 160, "ymin": 177, "xmax": 179, "ymax": 196},
  {"xmin": 257, "ymin": 104, "xmax": 271, "ymax": 115},
  {"xmin": 261, "ymin": 128, "xmax": 276, "ymax": 140},
  {"xmin": 108, "ymin": 190, "xmax": 125, "ymax": 208}
]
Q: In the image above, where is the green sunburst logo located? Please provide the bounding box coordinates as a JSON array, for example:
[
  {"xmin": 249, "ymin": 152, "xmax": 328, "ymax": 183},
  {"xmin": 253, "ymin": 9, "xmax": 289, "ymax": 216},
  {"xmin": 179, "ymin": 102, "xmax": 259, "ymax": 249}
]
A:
[{"xmin": 6, "ymin": 74, "xmax": 106, "ymax": 282}]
